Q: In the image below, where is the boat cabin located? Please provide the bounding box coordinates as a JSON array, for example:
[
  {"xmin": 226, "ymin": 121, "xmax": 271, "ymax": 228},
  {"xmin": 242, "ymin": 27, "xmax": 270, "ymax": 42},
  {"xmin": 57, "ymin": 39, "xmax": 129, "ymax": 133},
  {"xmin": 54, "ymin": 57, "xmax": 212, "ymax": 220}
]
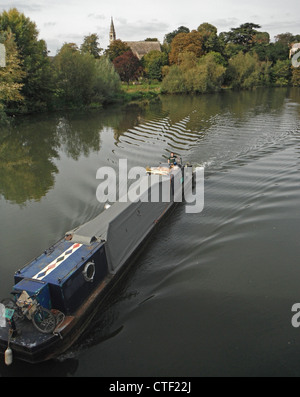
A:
[{"xmin": 13, "ymin": 239, "xmax": 108, "ymax": 315}]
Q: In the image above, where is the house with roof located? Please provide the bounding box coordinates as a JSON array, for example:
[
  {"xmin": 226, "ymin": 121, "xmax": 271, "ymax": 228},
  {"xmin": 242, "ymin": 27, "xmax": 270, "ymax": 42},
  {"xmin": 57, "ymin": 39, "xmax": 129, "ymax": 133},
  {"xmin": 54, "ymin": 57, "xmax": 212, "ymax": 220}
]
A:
[
  {"xmin": 109, "ymin": 18, "xmax": 161, "ymax": 60},
  {"xmin": 124, "ymin": 41, "xmax": 161, "ymax": 60}
]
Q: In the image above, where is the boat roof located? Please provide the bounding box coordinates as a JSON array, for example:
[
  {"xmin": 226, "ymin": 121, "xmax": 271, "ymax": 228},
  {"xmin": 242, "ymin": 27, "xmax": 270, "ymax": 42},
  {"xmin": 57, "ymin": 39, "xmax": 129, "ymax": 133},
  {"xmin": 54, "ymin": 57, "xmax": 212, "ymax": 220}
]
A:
[
  {"xmin": 67, "ymin": 168, "xmax": 181, "ymax": 245},
  {"xmin": 66, "ymin": 200, "xmax": 131, "ymax": 245},
  {"xmin": 16, "ymin": 239, "xmax": 102, "ymax": 287},
  {"xmin": 16, "ymin": 166, "xmax": 182, "ymax": 284}
]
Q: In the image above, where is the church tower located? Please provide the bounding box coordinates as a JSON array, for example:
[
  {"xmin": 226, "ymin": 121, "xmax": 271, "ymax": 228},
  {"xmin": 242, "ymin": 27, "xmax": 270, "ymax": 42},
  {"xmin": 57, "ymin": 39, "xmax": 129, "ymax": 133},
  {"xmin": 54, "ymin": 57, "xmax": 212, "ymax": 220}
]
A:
[{"xmin": 109, "ymin": 17, "xmax": 116, "ymax": 44}]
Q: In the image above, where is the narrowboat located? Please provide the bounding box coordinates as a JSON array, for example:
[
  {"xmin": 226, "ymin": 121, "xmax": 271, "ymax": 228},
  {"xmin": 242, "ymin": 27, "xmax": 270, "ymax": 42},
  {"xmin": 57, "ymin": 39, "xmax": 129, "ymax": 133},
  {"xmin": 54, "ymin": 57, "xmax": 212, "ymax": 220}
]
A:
[{"xmin": 0, "ymin": 163, "xmax": 194, "ymax": 364}]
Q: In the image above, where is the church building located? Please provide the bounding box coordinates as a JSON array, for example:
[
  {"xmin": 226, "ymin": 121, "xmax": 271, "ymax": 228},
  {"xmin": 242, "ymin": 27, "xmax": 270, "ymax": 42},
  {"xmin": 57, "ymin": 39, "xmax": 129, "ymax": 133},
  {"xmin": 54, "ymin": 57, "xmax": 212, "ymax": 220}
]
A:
[{"xmin": 109, "ymin": 17, "xmax": 161, "ymax": 60}]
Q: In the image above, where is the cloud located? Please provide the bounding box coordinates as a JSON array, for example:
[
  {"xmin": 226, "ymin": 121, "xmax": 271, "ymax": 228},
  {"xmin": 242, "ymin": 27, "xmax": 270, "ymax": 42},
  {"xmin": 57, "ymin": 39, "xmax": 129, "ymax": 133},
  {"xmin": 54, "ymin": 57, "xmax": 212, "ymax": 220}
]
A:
[
  {"xmin": 44, "ymin": 22, "xmax": 56, "ymax": 28},
  {"xmin": 0, "ymin": 1, "xmax": 42, "ymax": 12},
  {"xmin": 88, "ymin": 13, "xmax": 106, "ymax": 20},
  {"xmin": 114, "ymin": 18, "xmax": 169, "ymax": 41},
  {"xmin": 211, "ymin": 17, "xmax": 240, "ymax": 32}
]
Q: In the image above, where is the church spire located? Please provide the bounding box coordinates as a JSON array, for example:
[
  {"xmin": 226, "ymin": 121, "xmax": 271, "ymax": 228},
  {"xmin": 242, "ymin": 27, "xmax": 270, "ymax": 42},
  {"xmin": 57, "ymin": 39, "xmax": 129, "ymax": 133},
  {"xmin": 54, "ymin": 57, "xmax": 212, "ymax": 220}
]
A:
[{"xmin": 109, "ymin": 17, "xmax": 116, "ymax": 44}]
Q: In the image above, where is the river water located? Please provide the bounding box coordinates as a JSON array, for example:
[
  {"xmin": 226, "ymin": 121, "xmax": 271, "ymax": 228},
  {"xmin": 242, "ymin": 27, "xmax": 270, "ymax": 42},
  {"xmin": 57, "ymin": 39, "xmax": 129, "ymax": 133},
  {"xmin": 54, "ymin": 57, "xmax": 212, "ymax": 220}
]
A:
[{"xmin": 1, "ymin": 88, "xmax": 300, "ymax": 377}]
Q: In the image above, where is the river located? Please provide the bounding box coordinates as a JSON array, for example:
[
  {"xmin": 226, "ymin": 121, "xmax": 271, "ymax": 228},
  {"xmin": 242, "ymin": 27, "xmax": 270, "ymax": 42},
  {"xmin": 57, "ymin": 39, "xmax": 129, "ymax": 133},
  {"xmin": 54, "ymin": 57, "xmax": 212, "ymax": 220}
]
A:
[{"xmin": 1, "ymin": 88, "xmax": 300, "ymax": 377}]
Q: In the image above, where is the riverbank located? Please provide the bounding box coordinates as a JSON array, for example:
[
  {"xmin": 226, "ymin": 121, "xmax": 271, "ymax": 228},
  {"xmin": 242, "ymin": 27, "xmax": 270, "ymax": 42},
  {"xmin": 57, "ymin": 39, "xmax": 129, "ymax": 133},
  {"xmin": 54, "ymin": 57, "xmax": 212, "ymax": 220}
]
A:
[{"xmin": 120, "ymin": 81, "xmax": 161, "ymax": 105}]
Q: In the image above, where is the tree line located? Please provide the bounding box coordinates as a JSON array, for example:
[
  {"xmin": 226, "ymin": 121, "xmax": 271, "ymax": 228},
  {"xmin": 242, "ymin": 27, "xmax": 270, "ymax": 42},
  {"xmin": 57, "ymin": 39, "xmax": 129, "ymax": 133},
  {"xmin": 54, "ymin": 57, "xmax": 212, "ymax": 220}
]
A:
[
  {"xmin": 0, "ymin": 8, "xmax": 122, "ymax": 122},
  {"xmin": 1, "ymin": 8, "xmax": 300, "ymax": 122},
  {"xmin": 160, "ymin": 23, "xmax": 300, "ymax": 93},
  {"xmin": 106, "ymin": 22, "xmax": 300, "ymax": 92}
]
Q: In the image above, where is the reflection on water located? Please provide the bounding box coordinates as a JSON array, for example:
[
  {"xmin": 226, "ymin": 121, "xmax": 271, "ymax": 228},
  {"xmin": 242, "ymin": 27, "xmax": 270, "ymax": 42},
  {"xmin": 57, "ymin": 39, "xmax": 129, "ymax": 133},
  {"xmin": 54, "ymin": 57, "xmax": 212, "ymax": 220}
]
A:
[
  {"xmin": 1, "ymin": 87, "xmax": 300, "ymax": 376},
  {"xmin": 0, "ymin": 88, "xmax": 297, "ymax": 205},
  {"xmin": 0, "ymin": 123, "xmax": 59, "ymax": 204},
  {"xmin": 0, "ymin": 106, "xmax": 155, "ymax": 204}
]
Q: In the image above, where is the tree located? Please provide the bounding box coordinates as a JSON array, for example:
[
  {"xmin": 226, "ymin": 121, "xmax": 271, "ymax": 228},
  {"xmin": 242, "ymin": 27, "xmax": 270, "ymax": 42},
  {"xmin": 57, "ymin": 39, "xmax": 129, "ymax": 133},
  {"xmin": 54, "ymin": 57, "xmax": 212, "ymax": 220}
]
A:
[
  {"xmin": 161, "ymin": 51, "xmax": 226, "ymax": 94},
  {"xmin": 113, "ymin": 51, "xmax": 143, "ymax": 83},
  {"xmin": 197, "ymin": 23, "xmax": 221, "ymax": 53},
  {"xmin": 80, "ymin": 33, "xmax": 102, "ymax": 58},
  {"xmin": 266, "ymin": 42, "xmax": 289, "ymax": 63},
  {"xmin": 53, "ymin": 43, "xmax": 97, "ymax": 106},
  {"xmin": 226, "ymin": 51, "xmax": 261, "ymax": 89},
  {"xmin": 252, "ymin": 32, "xmax": 270, "ymax": 45},
  {"xmin": 0, "ymin": 8, "xmax": 53, "ymax": 111},
  {"xmin": 271, "ymin": 59, "xmax": 292, "ymax": 86},
  {"xmin": 0, "ymin": 30, "xmax": 25, "ymax": 119},
  {"xmin": 93, "ymin": 56, "xmax": 121, "ymax": 103},
  {"xmin": 169, "ymin": 30, "xmax": 205, "ymax": 65},
  {"xmin": 223, "ymin": 23, "xmax": 261, "ymax": 52},
  {"xmin": 105, "ymin": 39, "xmax": 131, "ymax": 62},
  {"xmin": 161, "ymin": 65, "xmax": 186, "ymax": 94},
  {"xmin": 142, "ymin": 50, "xmax": 168, "ymax": 80},
  {"xmin": 292, "ymin": 66, "xmax": 300, "ymax": 86},
  {"xmin": 164, "ymin": 26, "xmax": 190, "ymax": 46},
  {"xmin": 275, "ymin": 33, "xmax": 295, "ymax": 47},
  {"xmin": 53, "ymin": 44, "xmax": 121, "ymax": 107}
]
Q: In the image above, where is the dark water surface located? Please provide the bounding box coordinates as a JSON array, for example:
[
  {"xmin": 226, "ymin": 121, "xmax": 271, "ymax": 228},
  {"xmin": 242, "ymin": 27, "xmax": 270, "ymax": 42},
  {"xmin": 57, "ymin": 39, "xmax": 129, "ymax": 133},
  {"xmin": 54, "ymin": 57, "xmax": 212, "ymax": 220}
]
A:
[{"xmin": 1, "ymin": 88, "xmax": 300, "ymax": 377}]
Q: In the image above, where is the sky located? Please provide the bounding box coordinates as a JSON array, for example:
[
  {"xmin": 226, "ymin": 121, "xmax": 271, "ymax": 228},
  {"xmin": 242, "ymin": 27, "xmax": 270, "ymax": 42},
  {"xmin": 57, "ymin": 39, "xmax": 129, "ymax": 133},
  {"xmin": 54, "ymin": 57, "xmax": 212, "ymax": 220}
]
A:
[{"xmin": 1, "ymin": 0, "xmax": 300, "ymax": 55}]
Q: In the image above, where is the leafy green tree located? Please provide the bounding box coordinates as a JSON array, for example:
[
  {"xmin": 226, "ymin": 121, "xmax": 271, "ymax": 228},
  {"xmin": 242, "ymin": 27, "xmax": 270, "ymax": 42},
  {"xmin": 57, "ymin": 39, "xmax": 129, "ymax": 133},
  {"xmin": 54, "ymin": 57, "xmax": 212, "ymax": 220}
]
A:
[
  {"xmin": 226, "ymin": 51, "xmax": 261, "ymax": 89},
  {"xmin": 164, "ymin": 26, "xmax": 190, "ymax": 46},
  {"xmin": 271, "ymin": 59, "xmax": 292, "ymax": 86},
  {"xmin": 161, "ymin": 65, "xmax": 186, "ymax": 94},
  {"xmin": 105, "ymin": 39, "xmax": 131, "ymax": 62},
  {"xmin": 222, "ymin": 23, "xmax": 261, "ymax": 52},
  {"xmin": 169, "ymin": 30, "xmax": 205, "ymax": 65},
  {"xmin": 268, "ymin": 42, "xmax": 289, "ymax": 62},
  {"xmin": 161, "ymin": 51, "xmax": 225, "ymax": 94},
  {"xmin": 292, "ymin": 67, "xmax": 300, "ymax": 86},
  {"xmin": 253, "ymin": 32, "xmax": 270, "ymax": 45},
  {"xmin": 80, "ymin": 33, "xmax": 102, "ymax": 58},
  {"xmin": 275, "ymin": 33, "xmax": 295, "ymax": 47},
  {"xmin": 0, "ymin": 8, "xmax": 53, "ymax": 111},
  {"xmin": 222, "ymin": 42, "xmax": 244, "ymax": 60},
  {"xmin": 197, "ymin": 23, "xmax": 222, "ymax": 53},
  {"xmin": 0, "ymin": 30, "xmax": 25, "ymax": 119},
  {"xmin": 142, "ymin": 50, "xmax": 168, "ymax": 80},
  {"xmin": 93, "ymin": 56, "xmax": 121, "ymax": 103},
  {"xmin": 194, "ymin": 52, "xmax": 226, "ymax": 92},
  {"xmin": 251, "ymin": 32, "xmax": 271, "ymax": 62},
  {"xmin": 259, "ymin": 60, "xmax": 273, "ymax": 86},
  {"xmin": 53, "ymin": 43, "xmax": 97, "ymax": 106},
  {"xmin": 54, "ymin": 44, "xmax": 121, "ymax": 107}
]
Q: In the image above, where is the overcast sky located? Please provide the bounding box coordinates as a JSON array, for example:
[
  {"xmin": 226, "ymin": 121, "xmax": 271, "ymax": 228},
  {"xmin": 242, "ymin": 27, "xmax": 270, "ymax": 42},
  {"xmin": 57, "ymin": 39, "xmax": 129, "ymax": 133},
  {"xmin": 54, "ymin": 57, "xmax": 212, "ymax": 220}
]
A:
[{"xmin": 1, "ymin": 0, "xmax": 300, "ymax": 55}]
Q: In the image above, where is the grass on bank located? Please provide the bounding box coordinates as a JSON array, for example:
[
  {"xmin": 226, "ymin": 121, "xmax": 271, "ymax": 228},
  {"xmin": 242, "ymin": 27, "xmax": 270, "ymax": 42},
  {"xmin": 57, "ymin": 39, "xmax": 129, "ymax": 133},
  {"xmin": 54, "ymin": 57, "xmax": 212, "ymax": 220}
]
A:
[{"xmin": 120, "ymin": 81, "xmax": 161, "ymax": 104}]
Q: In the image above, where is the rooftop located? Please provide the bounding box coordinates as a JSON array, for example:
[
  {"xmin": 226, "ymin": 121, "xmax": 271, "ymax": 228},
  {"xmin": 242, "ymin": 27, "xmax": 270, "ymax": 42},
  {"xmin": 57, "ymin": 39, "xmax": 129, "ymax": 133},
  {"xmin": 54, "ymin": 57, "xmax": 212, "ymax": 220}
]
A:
[{"xmin": 125, "ymin": 41, "xmax": 161, "ymax": 60}]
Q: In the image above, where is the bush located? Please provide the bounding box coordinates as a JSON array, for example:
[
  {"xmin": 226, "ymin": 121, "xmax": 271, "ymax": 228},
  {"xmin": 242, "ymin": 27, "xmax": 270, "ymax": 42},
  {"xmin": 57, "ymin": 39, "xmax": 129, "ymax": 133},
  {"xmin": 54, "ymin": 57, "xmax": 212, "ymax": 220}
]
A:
[
  {"xmin": 161, "ymin": 52, "xmax": 225, "ymax": 94},
  {"xmin": 292, "ymin": 67, "xmax": 300, "ymax": 86},
  {"xmin": 161, "ymin": 65, "xmax": 187, "ymax": 94},
  {"xmin": 53, "ymin": 45, "xmax": 121, "ymax": 108},
  {"xmin": 227, "ymin": 52, "xmax": 261, "ymax": 89},
  {"xmin": 271, "ymin": 59, "xmax": 292, "ymax": 86},
  {"xmin": 93, "ymin": 56, "xmax": 121, "ymax": 103}
]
